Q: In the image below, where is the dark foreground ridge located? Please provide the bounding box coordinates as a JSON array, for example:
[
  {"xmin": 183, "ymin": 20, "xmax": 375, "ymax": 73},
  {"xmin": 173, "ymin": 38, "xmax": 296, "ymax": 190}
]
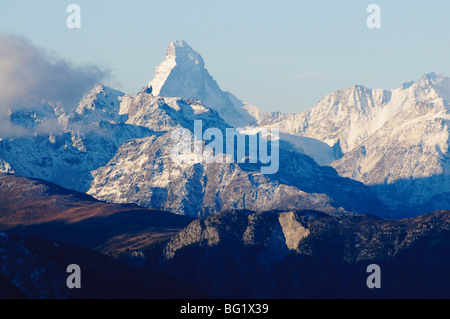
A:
[
  {"xmin": 0, "ymin": 173, "xmax": 449, "ymax": 298},
  {"xmin": 160, "ymin": 209, "xmax": 450, "ymax": 298}
]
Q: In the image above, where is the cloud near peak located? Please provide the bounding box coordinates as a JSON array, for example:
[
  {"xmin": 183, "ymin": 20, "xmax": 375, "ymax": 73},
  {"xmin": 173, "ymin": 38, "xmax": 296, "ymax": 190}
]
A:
[{"xmin": 0, "ymin": 34, "xmax": 108, "ymax": 136}]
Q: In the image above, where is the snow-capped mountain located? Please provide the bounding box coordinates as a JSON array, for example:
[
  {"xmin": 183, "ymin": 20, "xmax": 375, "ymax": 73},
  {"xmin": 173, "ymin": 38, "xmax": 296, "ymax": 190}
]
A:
[
  {"xmin": 0, "ymin": 84, "xmax": 155, "ymax": 192},
  {"xmin": 262, "ymin": 73, "xmax": 450, "ymax": 151},
  {"xmin": 87, "ymin": 131, "xmax": 388, "ymax": 218},
  {"xmin": 261, "ymin": 85, "xmax": 396, "ymax": 153},
  {"xmin": 147, "ymin": 40, "xmax": 268, "ymax": 127},
  {"xmin": 332, "ymin": 74, "xmax": 450, "ymax": 214},
  {"xmin": 145, "ymin": 40, "xmax": 338, "ymax": 165},
  {"xmin": 159, "ymin": 209, "xmax": 450, "ymax": 298},
  {"xmin": 119, "ymin": 89, "xmax": 231, "ymax": 133},
  {"xmin": 87, "ymin": 88, "xmax": 389, "ymax": 218},
  {"xmin": 262, "ymin": 73, "xmax": 450, "ymax": 215},
  {"xmin": 9, "ymin": 103, "xmax": 62, "ymax": 130},
  {"xmin": 1, "ymin": 40, "xmax": 448, "ymax": 218},
  {"xmin": 0, "ymin": 79, "xmax": 388, "ymax": 218},
  {"xmin": 0, "ymin": 159, "xmax": 14, "ymax": 174}
]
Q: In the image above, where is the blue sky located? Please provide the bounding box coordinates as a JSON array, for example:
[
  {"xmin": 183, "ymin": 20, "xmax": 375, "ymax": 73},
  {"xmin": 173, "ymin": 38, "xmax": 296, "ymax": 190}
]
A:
[{"xmin": 1, "ymin": 0, "xmax": 450, "ymax": 113}]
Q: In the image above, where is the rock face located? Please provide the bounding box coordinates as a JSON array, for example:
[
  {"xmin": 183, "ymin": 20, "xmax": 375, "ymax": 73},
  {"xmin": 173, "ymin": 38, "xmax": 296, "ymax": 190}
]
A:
[
  {"xmin": 0, "ymin": 84, "xmax": 155, "ymax": 193},
  {"xmin": 160, "ymin": 209, "xmax": 450, "ymax": 298},
  {"xmin": 331, "ymin": 107, "xmax": 450, "ymax": 216},
  {"xmin": 1, "ymin": 41, "xmax": 449, "ymax": 219},
  {"xmin": 86, "ymin": 130, "xmax": 377, "ymax": 218},
  {"xmin": 0, "ymin": 159, "xmax": 14, "ymax": 174},
  {"xmin": 0, "ymin": 123, "xmax": 153, "ymax": 193},
  {"xmin": 147, "ymin": 40, "xmax": 268, "ymax": 127},
  {"xmin": 87, "ymin": 92, "xmax": 390, "ymax": 218},
  {"xmin": 119, "ymin": 93, "xmax": 231, "ymax": 133},
  {"xmin": 73, "ymin": 84, "xmax": 127, "ymax": 124},
  {"xmin": 262, "ymin": 73, "xmax": 450, "ymax": 216}
]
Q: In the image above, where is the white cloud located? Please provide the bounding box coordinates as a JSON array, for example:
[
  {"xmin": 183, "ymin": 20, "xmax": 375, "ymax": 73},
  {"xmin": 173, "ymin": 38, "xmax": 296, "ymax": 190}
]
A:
[{"xmin": 0, "ymin": 34, "xmax": 108, "ymax": 136}]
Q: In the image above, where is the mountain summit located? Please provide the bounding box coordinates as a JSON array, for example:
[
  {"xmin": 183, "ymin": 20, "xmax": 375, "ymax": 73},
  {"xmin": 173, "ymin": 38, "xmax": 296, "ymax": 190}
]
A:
[
  {"xmin": 147, "ymin": 40, "xmax": 267, "ymax": 127},
  {"xmin": 262, "ymin": 72, "xmax": 450, "ymax": 216},
  {"xmin": 165, "ymin": 40, "xmax": 204, "ymax": 65},
  {"xmin": 148, "ymin": 40, "xmax": 205, "ymax": 97}
]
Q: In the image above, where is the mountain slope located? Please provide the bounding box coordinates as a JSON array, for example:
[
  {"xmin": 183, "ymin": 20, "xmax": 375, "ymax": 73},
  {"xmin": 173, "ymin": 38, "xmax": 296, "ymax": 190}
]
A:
[
  {"xmin": 0, "ymin": 83, "xmax": 383, "ymax": 219},
  {"xmin": 262, "ymin": 73, "xmax": 450, "ymax": 215},
  {"xmin": 331, "ymin": 97, "xmax": 450, "ymax": 215},
  {"xmin": 147, "ymin": 40, "xmax": 268, "ymax": 127},
  {"xmin": 87, "ymin": 90, "xmax": 390, "ymax": 218},
  {"xmin": 1, "ymin": 174, "xmax": 448, "ymax": 298},
  {"xmin": 262, "ymin": 73, "xmax": 450, "ymax": 151},
  {"xmin": 160, "ymin": 209, "xmax": 450, "ymax": 298},
  {"xmin": 0, "ymin": 84, "xmax": 155, "ymax": 192}
]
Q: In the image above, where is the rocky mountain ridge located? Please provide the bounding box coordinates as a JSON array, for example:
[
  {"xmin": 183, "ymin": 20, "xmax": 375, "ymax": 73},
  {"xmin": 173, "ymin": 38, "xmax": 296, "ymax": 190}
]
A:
[{"xmin": 0, "ymin": 174, "xmax": 448, "ymax": 298}]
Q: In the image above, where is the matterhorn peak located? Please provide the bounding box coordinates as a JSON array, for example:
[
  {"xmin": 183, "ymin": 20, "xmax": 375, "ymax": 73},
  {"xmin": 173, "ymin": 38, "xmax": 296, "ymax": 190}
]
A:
[
  {"xmin": 147, "ymin": 40, "xmax": 206, "ymax": 97},
  {"xmin": 165, "ymin": 40, "xmax": 205, "ymax": 68},
  {"xmin": 146, "ymin": 40, "xmax": 266, "ymax": 127},
  {"xmin": 73, "ymin": 83, "xmax": 125, "ymax": 124}
]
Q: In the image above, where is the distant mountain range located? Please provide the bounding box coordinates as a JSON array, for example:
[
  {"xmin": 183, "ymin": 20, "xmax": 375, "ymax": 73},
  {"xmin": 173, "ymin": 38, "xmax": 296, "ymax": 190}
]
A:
[
  {"xmin": 1, "ymin": 40, "xmax": 449, "ymax": 299},
  {"xmin": 261, "ymin": 72, "xmax": 450, "ymax": 216},
  {"xmin": 2, "ymin": 41, "xmax": 448, "ymax": 219}
]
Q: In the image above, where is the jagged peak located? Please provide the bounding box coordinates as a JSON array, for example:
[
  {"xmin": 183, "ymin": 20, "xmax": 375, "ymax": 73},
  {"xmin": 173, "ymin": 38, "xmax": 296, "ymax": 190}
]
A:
[
  {"xmin": 352, "ymin": 84, "xmax": 370, "ymax": 91},
  {"xmin": 399, "ymin": 72, "xmax": 450, "ymax": 104},
  {"xmin": 165, "ymin": 40, "xmax": 204, "ymax": 68},
  {"xmin": 422, "ymin": 72, "xmax": 447, "ymax": 83},
  {"xmin": 400, "ymin": 81, "xmax": 414, "ymax": 90},
  {"xmin": 146, "ymin": 41, "xmax": 268, "ymax": 127},
  {"xmin": 74, "ymin": 83, "xmax": 125, "ymax": 123}
]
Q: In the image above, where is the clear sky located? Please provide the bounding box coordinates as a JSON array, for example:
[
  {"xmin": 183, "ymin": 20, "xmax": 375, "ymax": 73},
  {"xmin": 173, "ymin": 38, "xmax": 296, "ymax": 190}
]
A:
[{"xmin": 1, "ymin": 0, "xmax": 450, "ymax": 113}]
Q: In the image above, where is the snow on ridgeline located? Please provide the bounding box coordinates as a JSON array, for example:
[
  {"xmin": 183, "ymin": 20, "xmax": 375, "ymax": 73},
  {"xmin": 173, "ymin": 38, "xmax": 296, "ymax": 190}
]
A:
[
  {"xmin": 261, "ymin": 72, "xmax": 450, "ymax": 215},
  {"xmin": 147, "ymin": 40, "xmax": 268, "ymax": 127}
]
